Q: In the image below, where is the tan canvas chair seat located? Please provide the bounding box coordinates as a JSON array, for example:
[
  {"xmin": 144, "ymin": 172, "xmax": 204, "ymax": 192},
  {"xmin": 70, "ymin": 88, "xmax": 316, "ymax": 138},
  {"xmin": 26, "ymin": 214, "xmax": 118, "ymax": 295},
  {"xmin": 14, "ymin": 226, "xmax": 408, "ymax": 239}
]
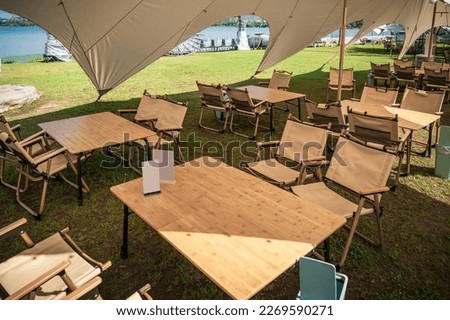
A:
[
  {"xmin": 34, "ymin": 152, "xmax": 79, "ymax": 176},
  {"xmin": 247, "ymin": 159, "xmax": 300, "ymax": 185},
  {"xmin": 0, "ymin": 218, "xmax": 111, "ymax": 300},
  {"xmin": 292, "ymin": 182, "xmax": 374, "ymax": 218},
  {"xmin": 245, "ymin": 115, "xmax": 328, "ymax": 187}
]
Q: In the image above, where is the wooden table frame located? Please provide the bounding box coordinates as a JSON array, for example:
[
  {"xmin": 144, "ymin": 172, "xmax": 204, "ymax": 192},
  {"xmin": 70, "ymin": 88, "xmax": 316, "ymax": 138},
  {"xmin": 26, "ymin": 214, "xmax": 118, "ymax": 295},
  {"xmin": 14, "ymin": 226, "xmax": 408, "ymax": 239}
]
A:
[
  {"xmin": 238, "ymin": 85, "xmax": 306, "ymax": 132},
  {"xmin": 39, "ymin": 112, "xmax": 156, "ymax": 205},
  {"xmin": 111, "ymin": 156, "xmax": 345, "ymax": 300}
]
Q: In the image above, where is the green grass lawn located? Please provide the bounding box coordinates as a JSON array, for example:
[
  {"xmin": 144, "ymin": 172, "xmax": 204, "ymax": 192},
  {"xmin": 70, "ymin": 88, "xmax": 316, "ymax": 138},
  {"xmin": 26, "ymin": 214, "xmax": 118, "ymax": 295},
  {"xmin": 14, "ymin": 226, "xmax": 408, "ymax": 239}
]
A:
[{"xmin": 0, "ymin": 44, "xmax": 449, "ymax": 300}]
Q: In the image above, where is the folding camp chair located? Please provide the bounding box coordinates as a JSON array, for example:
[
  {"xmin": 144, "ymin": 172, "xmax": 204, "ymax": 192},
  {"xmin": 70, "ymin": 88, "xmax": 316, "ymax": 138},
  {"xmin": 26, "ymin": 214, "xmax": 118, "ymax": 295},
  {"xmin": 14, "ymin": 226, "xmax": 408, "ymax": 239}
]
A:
[
  {"xmin": 0, "ymin": 131, "xmax": 88, "ymax": 219},
  {"xmin": 398, "ymin": 87, "xmax": 445, "ymax": 156},
  {"xmin": 0, "ymin": 115, "xmax": 53, "ymax": 191},
  {"xmin": 347, "ymin": 109, "xmax": 411, "ymax": 188},
  {"xmin": 244, "ymin": 114, "xmax": 329, "ymax": 188},
  {"xmin": 258, "ymin": 69, "xmax": 293, "ymax": 111},
  {"xmin": 327, "ymin": 67, "xmax": 356, "ymax": 102},
  {"xmin": 126, "ymin": 283, "xmax": 153, "ymax": 300},
  {"xmin": 227, "ymin": 87, "xmax": 270, "ymax": 139},
  {"xmin": 422, "ymin": 68, "xmax": 450, "ymax": 102},
  {"xmin": 392, "ymin": 65, "xmax": 417, "ymax": 90},
  {"xmin": 196, "ymin": 81, "xmax": 230, "ymax": 133},
  {"xmin": 370, "ymin": 62, "xmax": 393, "ymax": 87},
  {"xmin": 297, "ymin": 256, "xmax": 348, "ymax": 300},
  {"xmin": 356, "ymin": 84, "xmax": 399, "ymax": 107},
  {"xmin": 128, "ymin": 95, "xmax": 188, "ymax": 173},
  {"xmin": 291, "ymin": 135, "xmax": 396, "ymax": 269},
  {"xmin": 305, "ymin": 99, "xmax": 346, "ymax": 150},
  {"xmin": 0, "ymin": 218, "xmax": 111, "ymax": 299},
  {"xmin": 117, "ymin": 90, "xmax": 162, "ymax": 130}
]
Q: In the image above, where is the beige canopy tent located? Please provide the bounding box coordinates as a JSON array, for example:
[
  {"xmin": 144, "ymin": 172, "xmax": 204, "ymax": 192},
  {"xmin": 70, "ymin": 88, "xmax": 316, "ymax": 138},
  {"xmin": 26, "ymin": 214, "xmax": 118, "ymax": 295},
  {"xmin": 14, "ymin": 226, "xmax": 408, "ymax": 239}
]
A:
[{"xmin": 0, "ymin": 1, "xmax": 446, "ymax": 97}]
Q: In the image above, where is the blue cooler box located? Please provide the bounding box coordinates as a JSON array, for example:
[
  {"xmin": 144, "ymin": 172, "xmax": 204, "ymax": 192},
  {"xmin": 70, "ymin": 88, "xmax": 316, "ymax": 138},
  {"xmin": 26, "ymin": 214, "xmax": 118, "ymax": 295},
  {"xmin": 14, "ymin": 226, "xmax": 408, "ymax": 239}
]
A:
[{"xmin": 435, "ymin": 126, "xmax": 450, "ymax": 179}]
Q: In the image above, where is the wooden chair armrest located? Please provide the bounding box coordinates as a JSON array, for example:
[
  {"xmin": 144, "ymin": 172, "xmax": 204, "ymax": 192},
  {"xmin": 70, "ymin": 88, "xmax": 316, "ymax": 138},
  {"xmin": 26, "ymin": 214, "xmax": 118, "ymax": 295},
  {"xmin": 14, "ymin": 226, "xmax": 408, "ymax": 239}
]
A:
[
  {"xmin": 360, "ymin": 186, "xmax": 391, "ymax": 196},
  {"xmin": 350, "ymin": 98, "xmax": 360, "ymax": 102},
  {"xmin": 138, "ymin": 283, "xmax": 153, "ymax": 300},
  {"xmin": 256, "ymin": 140, "xmax": 280, "ymax": 148},
  {"xmin": 253, "ymin": 100, "xmax": 268, "ymax": 107},
  {"xmin": 156, "ymin": 126, "xmax": 183, "ymax": 132},
  {"xmin": 0, "ymin": 217, "xmax": 28, "ymax": 239},
  {"xmin": 33, "ymin": 147, "xmax": 68, "ymax": 165},
  {"xmin": 117, "ymin": 109, "xmax": 137, "ymax": 115},
  {"xmin": 19, "ymin": 135, "xmax": 46, "ymax": 148},
  {"xmin": 19, "ymin": 130, "xmax": 47, "ymax": 144},
  {"xmin": 10, "ymin": 123, "xmax": 22, "ymax": 135},
  {"xmin": 60, "ymin": 228, "xmax": 112, "ymax": 272},
  {"xmin": 6, "ymin": 260, "xmax": 72, "ymax": 300},
  {"xmin": 435, "ymin": 111, "xmax": 444, "ymax": 115},
  {"xmin": 63, "ymin": 276, "xmax": 103, "ymax": 300},
  {"xmin": 303, "ymin": 156, "xmax": 327, "ymax": 167}
]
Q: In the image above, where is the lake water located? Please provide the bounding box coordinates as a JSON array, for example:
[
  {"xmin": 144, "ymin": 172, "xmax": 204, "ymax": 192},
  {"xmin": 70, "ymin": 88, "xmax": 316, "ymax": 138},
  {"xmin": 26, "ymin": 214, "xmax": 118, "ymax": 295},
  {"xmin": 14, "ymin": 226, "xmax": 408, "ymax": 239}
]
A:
[
  {"xmin": 0, "ymin": 26, "xmax": 47, "ymax": 58},
  {"xmin": 0, "ymin": 25, "xmax": 381, "ymax": 61}
]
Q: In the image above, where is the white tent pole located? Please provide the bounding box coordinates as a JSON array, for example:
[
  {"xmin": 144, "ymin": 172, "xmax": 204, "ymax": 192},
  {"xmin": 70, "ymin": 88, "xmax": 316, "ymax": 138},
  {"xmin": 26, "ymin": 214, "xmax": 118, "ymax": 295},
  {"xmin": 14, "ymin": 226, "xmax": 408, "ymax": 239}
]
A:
[
  {"xmin": 337, "ymin": 0, "xmax": 348, "ymax": 102},
  {"xmin": 428, "ymin": 1, "xmax": 437, "ymax": 60}
]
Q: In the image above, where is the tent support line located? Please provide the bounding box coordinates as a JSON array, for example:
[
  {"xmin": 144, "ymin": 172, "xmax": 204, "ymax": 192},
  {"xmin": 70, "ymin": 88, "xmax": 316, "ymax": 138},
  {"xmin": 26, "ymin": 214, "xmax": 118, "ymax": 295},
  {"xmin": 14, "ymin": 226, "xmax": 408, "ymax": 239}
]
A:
[{"xmin": 58, "ymin": 1, "xmax": 100, "ymax": 93}]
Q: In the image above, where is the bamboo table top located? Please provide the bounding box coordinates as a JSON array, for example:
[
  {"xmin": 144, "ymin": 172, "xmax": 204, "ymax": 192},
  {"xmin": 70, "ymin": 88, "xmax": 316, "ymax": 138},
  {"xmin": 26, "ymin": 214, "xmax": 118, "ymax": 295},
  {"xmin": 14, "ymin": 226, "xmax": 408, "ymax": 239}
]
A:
[
  {"xmin": 340, "ymin": 99, "xmax": 440, "ymax": 131},
  {"xmin": 39, "ymin": 112, "xmax": 156, "ymax": 154},
  {"xmin": 238, "ymin": 85, "xmax": 305, "ymax": 104},
  {"xmin": 110, "ymin": 156, "xmax": 346, "ymax": 300}
]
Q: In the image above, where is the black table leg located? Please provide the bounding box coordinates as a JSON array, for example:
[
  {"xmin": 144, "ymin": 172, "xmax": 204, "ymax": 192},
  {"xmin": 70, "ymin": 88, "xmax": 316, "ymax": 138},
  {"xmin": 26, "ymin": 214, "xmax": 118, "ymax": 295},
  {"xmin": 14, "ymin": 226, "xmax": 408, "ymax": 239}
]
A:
[
  {"xmin": 77, "ymin": 153, "xmax": 83, "ymax": 206},
  {"xmin": 121, "ymin": 204, "xmax": 130, "ymax": 259},
  {"xmin": 324, "ymin": 238, "xmax": 331, "ymax": 262}
]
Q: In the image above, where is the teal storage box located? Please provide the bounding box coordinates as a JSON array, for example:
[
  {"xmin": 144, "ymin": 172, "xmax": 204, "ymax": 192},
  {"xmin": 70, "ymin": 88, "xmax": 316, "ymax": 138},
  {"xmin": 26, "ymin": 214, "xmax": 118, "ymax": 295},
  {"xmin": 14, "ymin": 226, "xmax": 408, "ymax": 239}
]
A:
[{"xmin": 435, "ymin": 126, "xmax": 450, "ymax": 179}]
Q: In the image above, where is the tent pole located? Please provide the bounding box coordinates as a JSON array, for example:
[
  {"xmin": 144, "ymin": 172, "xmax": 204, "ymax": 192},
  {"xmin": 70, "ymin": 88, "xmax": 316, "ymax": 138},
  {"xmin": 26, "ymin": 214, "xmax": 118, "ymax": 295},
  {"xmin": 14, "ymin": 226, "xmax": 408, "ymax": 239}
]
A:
[
  {"xmin": 337, "ymin": 0, "xmax": 348, "ymax": 102},
  {"xmin": 428, "ymin": 2, "xmax": 437, "ymax": 60}
]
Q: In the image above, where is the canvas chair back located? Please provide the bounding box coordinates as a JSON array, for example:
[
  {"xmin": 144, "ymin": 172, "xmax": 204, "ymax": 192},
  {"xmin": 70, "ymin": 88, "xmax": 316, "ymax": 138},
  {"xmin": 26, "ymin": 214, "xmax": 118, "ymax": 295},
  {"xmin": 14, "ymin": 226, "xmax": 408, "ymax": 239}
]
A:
[
  {"xmin": 305, "ymin": 100, "xmax": 345, "ymax": 133},
  {"xmin": 268, "ymin": 70, "xmax": 292, "ymax": 90},
  {"xmin": 196, "ymin": 81, "xmax": 228, "ymax": 108},
  {"xmin": 401, "ymin": 88, "xmax": 444, "ymax": 114},
  {"xmin": 360, "ymin": 85, "xmax": 398, "ymax": 106},
  {"xmin": 134, "ymin": 90, "xmax": 166, "ymax": 122},
  {"xmin": 370, "ymin": 62, "xmax": 391, "ymax": 79},
  {"xmin": 326, "ymin": 136, "xmax": 395, "ymax": 195},
  {"xmin": 153, "ymin": 96, "xmax": 188, "ymax": 132},
  {"xmin": 423, "ymin": 68, "xmax": 449, "ymax": 87},
  {"xmin": 394, "ymin": 65, "xmax": 415, "ymax": 81},
  {"xmin": 226, "ymin": 87, "xmax": 256, "ymax": 113},
  {"xmin": 347, "ymin": 110, "xmax": 399, "ymax": 148},
  {"xmin": 276, "ymin": 117, "xmax": 328, "ymax": 163},
  {"xmin": 329, "ymin": 67, "xmax": 354, "ymax": 87},
  {"xmin": 420, "ymin": 61, "xmax": 442, "ymax": 72},
  {"xmin": 393, "ymin": 59, "xmax": 413, "ymax": 68},
  {"xmin": 0, "ymin": 132, "xmax": 34, "ymax": 164}
]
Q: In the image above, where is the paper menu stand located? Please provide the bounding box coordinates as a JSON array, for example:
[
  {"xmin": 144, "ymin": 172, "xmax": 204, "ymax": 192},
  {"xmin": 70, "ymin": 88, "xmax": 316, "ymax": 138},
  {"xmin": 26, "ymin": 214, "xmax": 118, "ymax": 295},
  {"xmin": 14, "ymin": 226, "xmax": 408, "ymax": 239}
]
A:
[
  {"xmin": 152, "ymin": 149, "xmax": 175, "ymax": 184},
  {"xmin": 142, "ymin": 160, "xmax": 161, "ymax": 196}
]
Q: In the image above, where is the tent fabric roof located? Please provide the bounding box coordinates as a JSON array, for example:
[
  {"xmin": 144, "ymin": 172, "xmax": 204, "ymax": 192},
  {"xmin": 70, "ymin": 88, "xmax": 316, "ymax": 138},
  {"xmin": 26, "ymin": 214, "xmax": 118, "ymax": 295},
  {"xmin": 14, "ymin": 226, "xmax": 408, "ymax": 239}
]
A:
[{"xmin": 0, "ymin": 1, "xmax": 447, "ymax": 95}]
